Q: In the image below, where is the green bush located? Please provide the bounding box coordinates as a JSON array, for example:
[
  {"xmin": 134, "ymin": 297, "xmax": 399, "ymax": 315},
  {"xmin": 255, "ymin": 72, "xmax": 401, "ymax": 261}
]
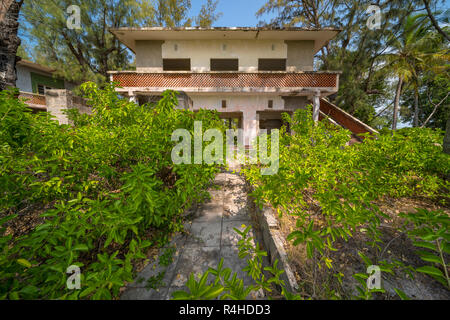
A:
[
  {"xmin": 242, "ymin": 107, "xmax": 449, "ymax": 298},
  {"xmin": 0, "ymin": 83, "xmax": 224, "ymax": 299}
]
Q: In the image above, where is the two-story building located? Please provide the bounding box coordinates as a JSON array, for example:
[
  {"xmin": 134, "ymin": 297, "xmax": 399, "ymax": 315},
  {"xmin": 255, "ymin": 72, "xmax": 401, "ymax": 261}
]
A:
[{"xmin": 108, "ymin": 27, "xmax": 377, "ymax": 145}]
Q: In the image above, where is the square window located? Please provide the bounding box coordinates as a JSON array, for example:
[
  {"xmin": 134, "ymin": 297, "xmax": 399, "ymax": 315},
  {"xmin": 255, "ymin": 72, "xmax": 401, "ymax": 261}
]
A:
[
  {"xmin": 37, "ymin": 84, "xmax": 45, "ymax": 95},
  {"xmin": 258, "ymin": 59, "xmax": 286, "ymax": 71},
  {"xmin": 163, "ymin": 59, "xmax": 191, "ymax": 71},
  {"xmin": 211, "ymin": 59, "xmax": 239, "ymax": 71}
]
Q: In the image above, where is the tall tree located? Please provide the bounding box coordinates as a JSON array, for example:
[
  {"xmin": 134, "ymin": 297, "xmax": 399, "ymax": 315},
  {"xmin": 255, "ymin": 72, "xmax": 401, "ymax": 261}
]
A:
[
  {"xmin": 400, "ymin": 28, "xmax": 449, "ymax": 130},
  {"xmin": 381, "ymin": 14, "xmax": 433, "ymax": 130},
  {"xmin": 21, "ymin": 0, "xmax": 155, "ymax": 84},
  {"xmin": 0, "ymin": 0, "xmax": 23, "ymax": 91},
  {"xmin": 195, "ymin": 0, "xmax": 222, "ymax": 27},
  {"xmin": 156, "ymin": 0, "xmax": 192, "ymax": 27},
  {"xmin": 256, "ymin": 0, "xmax": 422, "ymax": 124}
]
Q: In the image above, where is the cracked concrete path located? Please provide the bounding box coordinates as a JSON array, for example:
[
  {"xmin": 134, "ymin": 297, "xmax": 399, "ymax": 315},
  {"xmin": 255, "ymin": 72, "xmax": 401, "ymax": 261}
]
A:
[{"xmin": 120, "ymin": 172, "xmax": 262, "ymax": 300}]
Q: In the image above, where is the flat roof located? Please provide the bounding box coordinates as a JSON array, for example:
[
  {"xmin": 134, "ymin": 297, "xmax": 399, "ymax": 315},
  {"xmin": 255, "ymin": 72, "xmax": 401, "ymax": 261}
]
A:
[{"xmin": 109, "ymin": 27, "xmax": 341, "ymax": 54}]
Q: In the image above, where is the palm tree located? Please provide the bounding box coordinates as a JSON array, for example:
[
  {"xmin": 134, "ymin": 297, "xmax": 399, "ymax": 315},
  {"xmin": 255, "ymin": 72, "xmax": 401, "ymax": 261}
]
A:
[{"xmin": 381, "ymin": 14, "xmax": 436, "ymax": 130}]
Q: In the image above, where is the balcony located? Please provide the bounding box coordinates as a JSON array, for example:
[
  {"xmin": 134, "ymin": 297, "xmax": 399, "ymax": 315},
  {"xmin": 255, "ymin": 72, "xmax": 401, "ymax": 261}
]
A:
[
  {"xmin": 108, "ymin": 71, "xmax": 340, "ymax": 95},
  {"xmin": 18, "ymin": 92, "xmax": 47, "ymax": 110}
]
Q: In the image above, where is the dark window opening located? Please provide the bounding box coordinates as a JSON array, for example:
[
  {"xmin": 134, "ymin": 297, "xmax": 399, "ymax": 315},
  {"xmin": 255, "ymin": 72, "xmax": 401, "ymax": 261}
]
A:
[
  {"xmin": 163, "ymin": 59, "xmax": 191, "ymax": 71},
  {"xmin": 211, "ymin": 59, "xmax": 239, "ymax": 71},
  {"xmin": 222, "ymin": 100, "xmax": 227, "ymax": 108},
  {"xmin": 222, "ymin": 118, "xmax": 241, "ymax": 130},
  {"xmin": 268, "ymin": 100, "xmax": 273, "ymax": 109},
  {"xmin": 37, "ymin": 84, "xmax": 53, "ymax": 95},
  {"xmin": 258, "ymin": 59, "xmax": 286, "ymax": 71},
  {"xmin": 37, "ymin": 84, "xmax": 45, "ymax": 95}
]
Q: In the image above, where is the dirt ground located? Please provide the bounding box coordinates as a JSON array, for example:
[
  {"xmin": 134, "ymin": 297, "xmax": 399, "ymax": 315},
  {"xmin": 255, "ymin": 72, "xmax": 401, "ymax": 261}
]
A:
[{"xmin": 277, "ymin": 196, "xmax": 450, "ymax": 300}]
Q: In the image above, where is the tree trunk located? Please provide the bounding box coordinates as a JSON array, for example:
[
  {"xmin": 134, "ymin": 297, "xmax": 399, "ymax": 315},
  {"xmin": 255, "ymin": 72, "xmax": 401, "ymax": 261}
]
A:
[
  {"xmin": 0, "ymin": 0, "xmax": 23, "ymax": 91},
  {"xmin": 444, "ymin": 116, "xmax": 450, "ymax": 155},
  {"xmin": 413, "ymin": 88, "xmax": 419, "ymax": 127},
  {"xmin": 392, "ymin": 76, "xmax": 403, "ymax": 131}
]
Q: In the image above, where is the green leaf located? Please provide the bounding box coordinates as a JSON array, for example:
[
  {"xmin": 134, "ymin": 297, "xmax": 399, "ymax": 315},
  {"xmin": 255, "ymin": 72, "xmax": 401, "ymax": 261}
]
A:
[
  {"xmin": 73, "ymin": 244, "xmax": 89, "ymax": 251},
  {"xmin": 357, "ymin": 252, "xmax": 373, "ymax": 266},
  {"xmin": 202, "ymin": 286, "xmax": 224, "ymax": 300},
  {"xmin": 394, "ymin": 288, "xmax": 410, "ymax": 300},
  {"xmin": 417, "ymin": 251, "xmax": 442, "ymax": 265},
  {"xmin": 413, "ymin": 241, "xmax": 437, "ymax": 251},
  {"xmin": 172, "ymin": 290, "xmax": 191, "ymax": 300},
  {"xmin": 416, "ymin": 266, "xmax": 444, "ymax": 278},
  {"xmin": 17, "ymin": 259, "xmax": 32, "ymax": 268}
]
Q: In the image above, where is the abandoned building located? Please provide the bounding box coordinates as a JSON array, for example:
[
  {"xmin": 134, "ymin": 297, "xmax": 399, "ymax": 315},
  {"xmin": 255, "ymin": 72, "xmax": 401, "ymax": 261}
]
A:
[{"xmin": 108, "ymin": 27, "xmax": 377, "ymax": 144}]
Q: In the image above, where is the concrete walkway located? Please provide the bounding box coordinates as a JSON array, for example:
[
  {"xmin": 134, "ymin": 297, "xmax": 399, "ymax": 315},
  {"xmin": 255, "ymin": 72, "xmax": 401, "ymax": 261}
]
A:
[{"xmin": 120, "ymin": 172, "xmax": 260, "ymax": 300}]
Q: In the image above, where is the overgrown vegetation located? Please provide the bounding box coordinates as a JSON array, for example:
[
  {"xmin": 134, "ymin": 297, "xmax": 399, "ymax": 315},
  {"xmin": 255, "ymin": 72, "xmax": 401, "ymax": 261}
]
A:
[
  {"xmin": 172, "ymin": 225, "xmax": 300, "ymax": 300},
  {"xmin": 241, "ymin": 107, "xmax": 450, "ymax": 299},
  {"xmin": 0, "ymin": 85, "xmax": 223, "ymax": 299}
]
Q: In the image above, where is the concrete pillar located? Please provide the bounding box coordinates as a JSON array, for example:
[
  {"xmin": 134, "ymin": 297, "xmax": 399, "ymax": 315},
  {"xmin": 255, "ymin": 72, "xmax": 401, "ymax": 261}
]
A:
[
  {"xmin": 45, "ymin": 89, "xmax": 73, "ymax": 125},
  {"xmin": 243, "ymin": 109, "xmax": 258, "ymax": 147},
  {"xmin": 45, "ymin": 89, "xmax": 90, "ymax": 125},
  {"xmin": 242, "ymin": 109, "xmax": 258, "ymax": 164},
  {"xmin": 312, "ymin": 92, "xmax": 320, "ymax": 123}
]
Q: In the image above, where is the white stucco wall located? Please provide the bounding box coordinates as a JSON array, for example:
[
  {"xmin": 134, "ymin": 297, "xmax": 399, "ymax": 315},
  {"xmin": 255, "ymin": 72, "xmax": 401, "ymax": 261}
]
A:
[
  {"xmin": 162, "ymin": 40, "xmax": 288, "ymax": 72},
  {"xmin": 136, "ymin": 40, "xmax": 164, "ymax": 71},
  {"xmin": 16, "ymin": 65, "xmax": 33, "ymax": 92},
  {"xmin": 191, "ymin": 94, "xmax": 284, "ymax": 111},
  {"xmin": 134, "ymin": 39, "xmax": 316, "ymax": 72}
]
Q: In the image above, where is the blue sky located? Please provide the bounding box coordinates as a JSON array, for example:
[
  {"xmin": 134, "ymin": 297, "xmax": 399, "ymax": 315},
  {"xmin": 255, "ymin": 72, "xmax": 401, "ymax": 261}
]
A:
[
  {"xmin": 191, "ymin": 0, "xmax": 275, "ymax": 27},
  {"xmin": 191, "ymin": 0, "xmax": 449, "ymax": 27}
]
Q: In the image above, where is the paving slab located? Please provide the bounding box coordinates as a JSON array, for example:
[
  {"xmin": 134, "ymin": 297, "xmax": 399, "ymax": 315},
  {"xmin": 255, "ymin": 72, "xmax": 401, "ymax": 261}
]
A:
[
  {"xmin": 127, "ymin": 245, "xmax": 182, "ymax": 289},
  {"xmin": 220, "ymin": 246, "xmax": 255, "ymax": 286},
  {"xmin": 170, "ymin": 246, "xmax": 221, "ymax": 287},
  {"xmin": 121, "ymin": 287, "xmax": 168, "ymax": 300},
  {"xmin": 120, "ymin": 172, "xmax": 264, "ymax": 300},
  {"xmin": 222, "ymin": 220, "xmax": 254, "ymax": 247},
  {"xmin": 186, "ymin": 220, "xmax": 222, "ymax": 247}
]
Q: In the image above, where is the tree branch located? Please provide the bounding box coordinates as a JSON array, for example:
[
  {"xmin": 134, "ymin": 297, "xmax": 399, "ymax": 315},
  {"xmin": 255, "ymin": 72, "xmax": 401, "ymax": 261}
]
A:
[
  {"xmin": 421, "ymin": 91, "xmax": 450, "ymax": 128},
  {"xmin": 423, "ymin": 0, "xmax": 450, "ymax": 42}
]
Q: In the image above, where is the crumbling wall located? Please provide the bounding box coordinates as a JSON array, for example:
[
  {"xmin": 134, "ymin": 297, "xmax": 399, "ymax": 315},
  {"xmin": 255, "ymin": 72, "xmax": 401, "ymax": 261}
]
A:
[{"xmin": 45, "ymin": 89, "xmax": 91, "ymax": 125}]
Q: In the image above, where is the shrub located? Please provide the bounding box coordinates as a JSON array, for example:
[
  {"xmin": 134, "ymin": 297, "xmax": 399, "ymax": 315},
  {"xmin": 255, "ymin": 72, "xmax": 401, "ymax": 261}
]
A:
[
  {"xmin": 242, "ymin": 106, "xmax": 449, "ymax": 298},
  {"xmin": 0, "ymin": 83, "xmax": 224, "ymax": 299}
]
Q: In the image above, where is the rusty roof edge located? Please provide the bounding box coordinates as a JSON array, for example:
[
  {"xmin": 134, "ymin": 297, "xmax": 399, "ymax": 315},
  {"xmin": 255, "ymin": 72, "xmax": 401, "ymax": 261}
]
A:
[
  {"xmin": 108, "ymin": 26, "xmax": 343, "ymax": 32},
  {"xmin": 107, "ymin": 70, "xmax": 343, "ymax": 74}
]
